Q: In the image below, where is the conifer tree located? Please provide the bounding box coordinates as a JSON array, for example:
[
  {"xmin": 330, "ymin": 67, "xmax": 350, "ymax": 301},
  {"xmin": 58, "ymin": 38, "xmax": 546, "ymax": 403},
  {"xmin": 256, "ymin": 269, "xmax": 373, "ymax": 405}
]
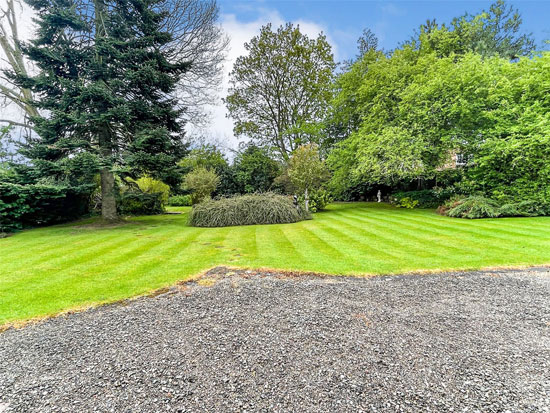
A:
[{"xmin": 21, "ymin": 0, "xmax": 190, "ymax": 220}]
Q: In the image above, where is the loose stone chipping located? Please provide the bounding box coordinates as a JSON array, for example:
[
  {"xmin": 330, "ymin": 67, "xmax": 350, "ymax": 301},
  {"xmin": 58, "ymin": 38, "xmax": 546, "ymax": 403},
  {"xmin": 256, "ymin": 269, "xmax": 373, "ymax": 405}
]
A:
[{"xmin": 1, "ymin": 267, "xmax": 550, "ymax": 412}]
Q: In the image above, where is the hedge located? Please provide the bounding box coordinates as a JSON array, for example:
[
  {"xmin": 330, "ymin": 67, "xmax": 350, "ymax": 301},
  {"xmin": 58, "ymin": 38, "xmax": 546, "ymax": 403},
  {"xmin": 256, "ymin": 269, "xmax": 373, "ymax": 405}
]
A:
[{"xmin": 0, "ymin": 182, "xmax": 90, "ymax": 232}]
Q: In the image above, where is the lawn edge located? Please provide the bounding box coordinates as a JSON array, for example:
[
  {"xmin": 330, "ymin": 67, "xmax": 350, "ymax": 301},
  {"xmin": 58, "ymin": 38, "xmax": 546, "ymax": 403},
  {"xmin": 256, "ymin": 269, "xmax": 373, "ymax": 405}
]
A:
[{"xmin": 2, "ymin": 262, "xmax": 549, "ymax": 332}]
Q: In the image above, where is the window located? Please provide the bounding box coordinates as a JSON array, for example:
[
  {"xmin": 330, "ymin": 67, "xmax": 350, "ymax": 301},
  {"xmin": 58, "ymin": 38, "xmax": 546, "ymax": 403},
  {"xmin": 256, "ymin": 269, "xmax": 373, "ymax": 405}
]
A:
[{"xmin": 455, "ymin": 153, "xmax": 467, "ymax": 166}]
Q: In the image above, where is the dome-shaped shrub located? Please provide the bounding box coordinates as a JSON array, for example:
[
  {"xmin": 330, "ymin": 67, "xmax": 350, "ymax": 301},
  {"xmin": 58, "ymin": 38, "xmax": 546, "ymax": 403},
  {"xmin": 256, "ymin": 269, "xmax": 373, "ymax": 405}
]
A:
[{"xmin": 188, "ymin": 193, "xmax": 310, "ymax": 227}]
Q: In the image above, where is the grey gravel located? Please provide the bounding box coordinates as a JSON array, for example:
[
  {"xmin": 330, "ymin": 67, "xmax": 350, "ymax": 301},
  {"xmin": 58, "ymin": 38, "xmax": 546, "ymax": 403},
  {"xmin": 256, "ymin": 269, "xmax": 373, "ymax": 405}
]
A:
[{"xmin": 1, "ymin": 267, "xmax": 550, "ymax": 412}]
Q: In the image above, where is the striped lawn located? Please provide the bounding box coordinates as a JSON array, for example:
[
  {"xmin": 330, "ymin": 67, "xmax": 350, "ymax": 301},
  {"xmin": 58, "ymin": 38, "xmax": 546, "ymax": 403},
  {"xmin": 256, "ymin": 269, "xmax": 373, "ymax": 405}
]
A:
[{"xmin": 1, "ymin": 202, "xmax": 550, "ymax": 324}]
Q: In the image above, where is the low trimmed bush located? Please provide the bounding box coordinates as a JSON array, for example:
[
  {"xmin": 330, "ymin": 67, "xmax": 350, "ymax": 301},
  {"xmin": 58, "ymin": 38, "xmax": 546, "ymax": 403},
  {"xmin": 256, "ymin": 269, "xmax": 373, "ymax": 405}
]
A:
[
  {"xmin": 118, "ymin": 192, "xmax": 164, "ymax": 216},
  {"xmin": 167, "ymin": 194, "xmax": 192, "ymax": 207},
  {"xmin": 189, "ymin": 193, "xmax": 310, "ymax": 227},
  {"xmin": 392, "ymin": 189, "xmax": 454, "ymax": 209},
  {"xmin": 396, "ymin": 197, "xmax": 419, "ymax": 209}
]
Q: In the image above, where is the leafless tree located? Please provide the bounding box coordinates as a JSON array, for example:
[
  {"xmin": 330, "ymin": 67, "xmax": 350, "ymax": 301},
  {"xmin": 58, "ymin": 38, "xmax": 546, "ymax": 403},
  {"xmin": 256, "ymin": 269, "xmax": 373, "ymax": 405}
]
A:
[
  {"xmin": 159, "ymin": 0, "xmax": 228, "ymax": 127},
  {"xmin": 0, "ymin": 0, "xmax": 38, "ymax": 132}
]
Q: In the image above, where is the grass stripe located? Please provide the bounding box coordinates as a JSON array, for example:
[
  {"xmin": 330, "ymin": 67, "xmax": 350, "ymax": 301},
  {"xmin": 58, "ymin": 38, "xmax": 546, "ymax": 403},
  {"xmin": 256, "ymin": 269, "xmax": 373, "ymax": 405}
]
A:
[{"xmin": 2, "ymin": 202, "xmax": 550, "ymax": 324}]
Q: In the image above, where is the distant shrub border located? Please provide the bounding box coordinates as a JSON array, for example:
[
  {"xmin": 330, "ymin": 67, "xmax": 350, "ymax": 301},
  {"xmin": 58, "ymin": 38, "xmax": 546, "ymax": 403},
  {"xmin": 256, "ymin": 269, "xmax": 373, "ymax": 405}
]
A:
[
  {"xmin": 189, "ymin": 193, "xmax": 311, "ymax": 227},
  {"xmin": 438, "ymin": 195, "xmax": 550, "ymax": 219},
  {"xmin": 391, "ymin": 189, "xmax": 454, "ymax": 209},
  {"xmin": 167, "ymin": 194, "xmax": 192, "ymax": 207}
]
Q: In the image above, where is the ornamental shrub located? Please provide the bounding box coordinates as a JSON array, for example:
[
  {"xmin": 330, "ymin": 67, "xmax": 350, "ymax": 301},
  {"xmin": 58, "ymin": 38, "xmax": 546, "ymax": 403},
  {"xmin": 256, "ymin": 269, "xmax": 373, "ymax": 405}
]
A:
[
  {"xmin": 189, "ymin": 193, "xmax": 310, "ymax": 227},
  {"xmin": 298, "ymin": 189, "xmax": 333, "ymax": 212},
  {"xmin": 392, "ymin": 189, "xmax": 453, "ymax": 209},
  {"xmin": 125, "ymin": 176, "xmax": 170, "ymax": 204},
  {"xmin": 396, "ymin": 197, "xmax": 419, "ymax": 209},
  {"xmin": 118, "ymin": 192, "xmax": 164, "ymax": 216},
  {"xmin": 497, "ymin": 202, "xmax": 526, "ymax": 217},
  {"xmin": 440, "ymin": 195, "xmax": 550, "ymax": 219},
  {"xmin": 167, "ymin": 194, "xmax": 192, "ymax": 206},
  {"xmin": 183, "ymin": 167, "xmax": 220, "ymax": 205},
  {"xmin": 445, "ymin": 196, "xmax": 500, "ymax": 219},
  {"xmin": 499, "ymin": 199, "xmax": 550, "ymax": 217}
]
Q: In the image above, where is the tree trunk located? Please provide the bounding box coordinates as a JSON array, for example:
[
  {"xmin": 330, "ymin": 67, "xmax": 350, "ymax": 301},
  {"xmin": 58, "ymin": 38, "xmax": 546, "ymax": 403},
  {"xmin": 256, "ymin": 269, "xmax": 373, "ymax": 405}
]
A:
[
  {"xmin": 94, "ymin": 1, "xmax": 117, "ymax": 221},
  {"xmin": 304, "ymin": 187, "xmax": 309, "ymax": 212},
  {"xmin": 417, "ymin": 177, "xmax": 424, "ymax": 190},
  {"xmin": 100, "ymin": 168, "xmax": 118, "ymax": 220},
  {"xmin": 98, "ymin": 122, "xmax": 118, "ymax": 221}
]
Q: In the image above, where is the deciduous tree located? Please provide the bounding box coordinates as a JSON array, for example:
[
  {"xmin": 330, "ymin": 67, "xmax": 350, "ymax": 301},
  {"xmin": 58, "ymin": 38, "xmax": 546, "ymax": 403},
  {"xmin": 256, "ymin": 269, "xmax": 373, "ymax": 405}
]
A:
[
  {"xmin": 0, "ymin": 0, "xmax": 40, "ymax": 132},
  {"xmin": 409, "ymin": 0, "xmax": 535, "ymax": 59},
  {"xmin": 288, "ymin": 143, "xmax": 329, "ymax": 212},
  {"xmin": 233, "ymin": 144, "xmax": 280, "ymax": 194},
  {"xmin": 183, "ymin": 166, "xmax": 219, "ymax": 204},
  {"xmin": 225, "ymin": 23, "xmax": 335, "ymax": 161}
]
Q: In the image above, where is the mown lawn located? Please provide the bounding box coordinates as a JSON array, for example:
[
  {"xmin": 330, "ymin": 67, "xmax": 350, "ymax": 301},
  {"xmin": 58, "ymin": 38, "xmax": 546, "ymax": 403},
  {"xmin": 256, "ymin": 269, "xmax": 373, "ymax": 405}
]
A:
[{"xmin": 2, "ymin": 202, "xmax": 550, "ymax": 324}]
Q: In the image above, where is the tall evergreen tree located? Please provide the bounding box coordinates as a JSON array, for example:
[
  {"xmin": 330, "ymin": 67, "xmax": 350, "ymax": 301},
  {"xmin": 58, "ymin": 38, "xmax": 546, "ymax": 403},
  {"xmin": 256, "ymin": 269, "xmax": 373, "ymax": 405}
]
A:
[{"xmin": 20, "ymin": 0, "xmax": 190, "ymax": 220}]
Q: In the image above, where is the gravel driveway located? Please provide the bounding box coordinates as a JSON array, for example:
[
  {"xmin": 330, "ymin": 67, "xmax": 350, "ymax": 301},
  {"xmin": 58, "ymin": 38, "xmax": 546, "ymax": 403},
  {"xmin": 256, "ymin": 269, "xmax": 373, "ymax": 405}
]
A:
[{"xmin": 1, "ymin": 267, "xmax": 550, "ymax": 412}]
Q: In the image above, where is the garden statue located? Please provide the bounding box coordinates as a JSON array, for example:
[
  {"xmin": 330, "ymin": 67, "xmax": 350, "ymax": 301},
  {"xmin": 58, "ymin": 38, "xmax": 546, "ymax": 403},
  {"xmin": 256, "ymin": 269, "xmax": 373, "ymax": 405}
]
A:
[
  {"xmin": 377, "ymin": 190, "xmax": 382, "ymax": 203},
  {"xmin": 293, "ymin": 195, "xmax": 299, "ymax": 209}
]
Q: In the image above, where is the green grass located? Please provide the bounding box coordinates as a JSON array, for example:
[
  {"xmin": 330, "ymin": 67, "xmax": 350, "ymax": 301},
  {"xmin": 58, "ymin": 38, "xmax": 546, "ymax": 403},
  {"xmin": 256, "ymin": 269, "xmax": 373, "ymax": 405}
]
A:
[{"xmin": 2, "ymin": 202, "xmax": 550, "ymax": 324}]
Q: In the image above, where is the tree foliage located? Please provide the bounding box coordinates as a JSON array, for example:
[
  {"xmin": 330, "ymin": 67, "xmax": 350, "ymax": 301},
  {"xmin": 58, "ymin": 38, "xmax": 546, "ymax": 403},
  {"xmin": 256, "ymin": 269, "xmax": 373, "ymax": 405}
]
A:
[
  {"xmin": 225, "ymin": 23, "xmax": 335, "ymax": 160},
  {"xmin": 408, "ymin": 0, "xmax": 535, "ymax": 59},
  {"xmin": 20, "ymin": 0, "xmax": 191, "ymax": 220},
  {"xmin": 356, "ymin": 28, "xmax": 379, "ymax": 58},
  {"xmin": 328, "ymin": 45, "xmax": 550, "ymax": 202},
  {"xmin": 125, "ymin": 176, "xmax": 170, "ymax": 204},
  {"xmin": 178, "ymin": 143, "xmax": 237, "ymax": 195},
  {"xmin": 288, "ymin": 143, "xmax": 329, "ymax": 211},
  {"xmin": 325, "ymin": 0, "xmax": 543, "ymax": 203},
  {"xmin": 233, "ymin": 144, "xmax": 280, "ymax": 194},
  {"xmin": 183, "ymin": 166, "xmax": 219, "ymax": 204},
  {"xmin": 179, "ymin": 144, "xmax": 228, "ymax": 173}
]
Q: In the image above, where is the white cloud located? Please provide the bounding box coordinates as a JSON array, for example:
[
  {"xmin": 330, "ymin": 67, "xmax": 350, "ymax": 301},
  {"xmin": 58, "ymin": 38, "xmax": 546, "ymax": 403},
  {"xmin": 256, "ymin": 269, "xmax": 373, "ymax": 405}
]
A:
[
  {"xmin": 187, "ymin": 9, "xmax": 339, "ymax": 156},
  {"xmin": 380, "ymin": 2, "xmax": 406, "ymax": 17}
]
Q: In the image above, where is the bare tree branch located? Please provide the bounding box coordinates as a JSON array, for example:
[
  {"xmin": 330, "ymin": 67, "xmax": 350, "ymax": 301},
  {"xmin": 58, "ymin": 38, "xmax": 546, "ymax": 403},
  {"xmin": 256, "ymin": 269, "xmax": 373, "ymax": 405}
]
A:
[
  {"xmin": 0, "ymin": 0, "xmax": 40, "ymax": 136},
  {"xmin": 0, "ymin": 118, "xmax": 28, "ymax": 127},
  {"xmin": 158, "ymin": 0, "xmax": 228, "ymax": 127}
]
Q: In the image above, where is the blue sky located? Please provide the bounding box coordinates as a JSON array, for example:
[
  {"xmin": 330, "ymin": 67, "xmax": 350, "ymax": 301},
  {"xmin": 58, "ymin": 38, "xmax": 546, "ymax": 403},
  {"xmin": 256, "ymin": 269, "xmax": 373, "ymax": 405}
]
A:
[{"xmin": 218, "ymin": 0, "xmax": 549, "ymax": 61}]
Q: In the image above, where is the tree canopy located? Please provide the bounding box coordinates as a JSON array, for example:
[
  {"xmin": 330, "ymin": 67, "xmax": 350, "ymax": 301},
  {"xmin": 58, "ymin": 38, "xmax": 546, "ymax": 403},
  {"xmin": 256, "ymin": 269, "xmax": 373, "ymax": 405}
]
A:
[
  {"xmin": 288, "ymin": 143, "xmax": 329, "ymax": 211},
  {"xmin": 323, "ymin": 0, "xmax": 541, "ymax": 200},
  {"xmin": 233, "ymin": 144, "xmax": 280, "ymax": 194},
  {"xmin": 327, "ymin": 47, "xmax": 550, "ymax": 200},
  {"xmin": 407, "ymin": 0, "xmax": 535, "ymax": 59},
  {"xmin": 225, "ymin": 23, "xmax": 335, "ymax": 161}
]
